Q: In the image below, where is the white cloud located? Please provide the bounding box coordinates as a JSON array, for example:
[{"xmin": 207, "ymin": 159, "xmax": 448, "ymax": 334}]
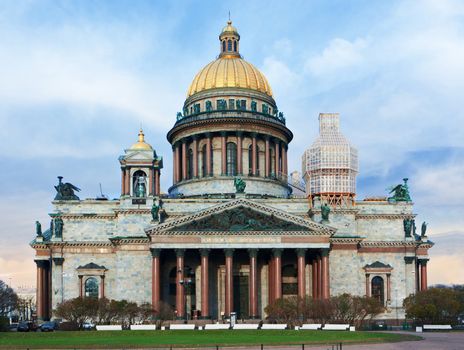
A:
[{"xmin": 304, "ymin": 38, "xmax": 368, "ymax": 76}]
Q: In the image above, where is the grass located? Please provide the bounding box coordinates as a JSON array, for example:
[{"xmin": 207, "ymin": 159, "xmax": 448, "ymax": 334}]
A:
[{"xmin": 0, "ymin": 330, "xmax": 422, "ymax": 349}]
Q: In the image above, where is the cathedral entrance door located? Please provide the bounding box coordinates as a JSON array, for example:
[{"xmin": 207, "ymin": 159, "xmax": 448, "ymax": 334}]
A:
[{"xmin": 233, "ymin": 274, "xmax": 249, "ymax": 319}]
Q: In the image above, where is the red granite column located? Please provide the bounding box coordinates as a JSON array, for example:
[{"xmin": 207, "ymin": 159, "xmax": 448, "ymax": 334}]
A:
[
  {"xmin": 100, "ymin": 276, "xmax": 105, "ymax": 299},
  {"xmin": 365, "ymin": 274, "xmax": 370, "ymax": 297},
  {"xmin": 35, "ymin": 260, "xmax": 44, "ymax": 319},
  {"xmin": 78, "ymin": 275, "xmax": 83, "ymax": 298},
  {"xmin": 386, "ymin": 273, "xmax": 391, "ymax": 301},
  {"xmin": 182, "ymin": 141, "xmax": 187, "ymax": 181},
  {"xmin": 268, "ymin": 256, "xmax": 274, "ymax": 304},
  {"xmin": 155, "ymin": 170, "xmax": 160, "ymax": 196},
  {"xmin": 312, "ymin": 257, "xmax": 318, "ymax": 299},
  {"xmin": 172, "ymin": 146, "xmax": 176, "ymax": 184},
  {"xmin": 149, "ymin": 168, "xmax": 154, "ymax": 196},
  {"xmin": 221, "ymin": 132, "xmax": 227, "ymax": 175},
  {"xmin": 321, "ymin": 249, "xmax": 330, "ymax": 299},
  {"xmin": 44, "ymin": 265, "xmax": 50, "ymax": 319},
  {"xmin": 225, "ymin": 249, "xmax": 234, "ymax": 316},
  {"xmin": 248, "ymin": 249, "xmax": 258, "ymax": 318},
  {"xmin": 275, "ymin": 140, "xmax": 280, "ymax": 177},
  {"xmin": 317, "ymin": 255, "xmax": 322, "ymax": 299},
  {"xmin": 200, "ymin": 249, "xmax": 210, "ymax": 318},
  {"xmin": 206, "ymin": 134, "xmax": 212, "ymax": 176},
  {"xmin": 297, "ymin": 249, "xmax": 306, "ymax": 299},
  {"xmin": 282, "ymin": 145, "xmax": 287, "ymax": 177},
  {"xmin": 125, "ymin": 168, "xmax": 131, "ymax": 195},
  {"xmin": 252, "ymin": 134, "xmax": 257, "ymax": 176},
  {"xmin": 192, "ymin": 137, "xmax": 198, "ymax": 178},
  {"xmin": 237, "ymin": 132, "xmax": 243, "ymax": 175},
  {"xmin": 121, "ymin": 168, "xmax": 125, "ymax": 196},
  {"xmin": 151, "ymin": 249, "xmax": 160, "ymax": 312},
  {"xmin": 273, "ymin": 249, "xmax": 282, "ymax": 300},
  {"xmin": 420, "ymin": 259, "xmax": 428, "ymax": 291},
  {"xmin": 174, "ymin": 144, "xmax": 180, "ymax": 183},
  {"xmin": 175, "ymin": 249, "xmax": 185, "ymax": 318},
  {"xmin": 265, "ymin": 137, "xmax": 270, "ymax": 177}
]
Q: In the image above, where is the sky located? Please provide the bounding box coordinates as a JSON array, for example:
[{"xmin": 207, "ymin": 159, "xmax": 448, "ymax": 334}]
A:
[{"xmin": 0, "ymin": 0, "xmax": 463, "ymax": 288}]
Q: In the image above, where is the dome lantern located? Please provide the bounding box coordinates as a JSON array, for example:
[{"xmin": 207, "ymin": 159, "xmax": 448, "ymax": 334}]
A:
[{"xmin": 219, "ymin": 20, "xmax": 240, "ymax": 58}]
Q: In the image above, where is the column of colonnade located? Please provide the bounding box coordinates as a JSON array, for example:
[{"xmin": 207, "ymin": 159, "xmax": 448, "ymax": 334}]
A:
[
  {"xmin": 171, "ymin": 132, "xmax": 288, "ymax": 184},
  {"xmin": 150, "ymin": 248, "xmax": 330, "ymax": 319},
  {"xmin": 35, "ymin": 260, "xmax": 50, "ymax": 320}
]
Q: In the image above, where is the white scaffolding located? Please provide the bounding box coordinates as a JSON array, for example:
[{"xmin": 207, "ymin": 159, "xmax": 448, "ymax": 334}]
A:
[{"xmin": 302, "ymin": 113, "xmax": 358, "ymax": 207}]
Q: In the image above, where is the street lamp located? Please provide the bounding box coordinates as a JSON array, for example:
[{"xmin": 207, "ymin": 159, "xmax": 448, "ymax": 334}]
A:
[{"xmin": 179, "ymin": 278, "xmax": 193, "ymax": 323}]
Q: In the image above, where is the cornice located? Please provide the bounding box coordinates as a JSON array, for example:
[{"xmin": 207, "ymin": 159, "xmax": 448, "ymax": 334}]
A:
[{"xmin": 355, "ymin": 214, "xmax": 416, "ymax": 220}]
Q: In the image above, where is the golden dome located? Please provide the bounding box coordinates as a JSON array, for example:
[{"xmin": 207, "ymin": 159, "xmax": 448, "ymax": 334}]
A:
[
  {"xmin": 129, "ymin": 128, "xmax": 153, "ymax": 151},
  {"xmin": 187, "ymin": 20, "xmax": 273, "ymax": 98},
  {"xmin": 187, "ymin": 56, "xmax": 273, "ymax": 97}
]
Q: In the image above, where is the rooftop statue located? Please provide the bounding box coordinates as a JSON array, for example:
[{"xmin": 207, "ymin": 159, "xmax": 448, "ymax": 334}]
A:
[
  {"xmin": 321, "ymin": 203, "xmax": 330, "ymax": 222},
  {"xmin": 54, "ymin": 176, "xmax": 80, "ymax": 201},
  {"xmin": 35, "ymin": 221, "xmax": 42, "ymax": 237},
  {"xmin": 421, "ymin": 221, "xmax": 428, "ymax": 237},
  {"xmin": 403, "ymin": 219, "xmax": 413, "ymax": 237},
  {"xmin": 54, "ymin": 217, "xmax": 63, "ymax": 238},
  {"xmin": 234, "ymin": 177, "xmax": 246, "ymax": 193},
  {"xmin": 388, "ymin": 178, "xmax": 411, "ymax": 202}
]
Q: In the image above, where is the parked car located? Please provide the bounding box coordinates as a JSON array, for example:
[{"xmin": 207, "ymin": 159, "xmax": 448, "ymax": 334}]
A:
[
  {"xmin": 82, "ymin": 322, "xmax": 95, "ymax": 330},
  {"xmin": 8, "ymin": 323, "xmax": 18, "ymax": 332},
  {"xmin": 17, "ymin": 322, "xmax": 30, "ymax": 332},
  {"xmin": 39, "ymin": 321, "xmax": 57, "ymax": 332}
]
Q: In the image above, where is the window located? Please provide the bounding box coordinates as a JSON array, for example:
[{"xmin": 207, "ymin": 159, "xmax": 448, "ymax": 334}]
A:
[
  {"xmin": 133, "ymin": 170, "xmax": 147, "ymax": 197},
  {"xmin": 228, "ymin": 39, "xmax": 232, "ymax": 51},
  {"xmin": 240, "ymin": 100, "xmax": 246, "ymax": 110},
  {"xmin": 234, "ymin": 41, "xmax": 237, "ymax": 52},
  {"xmin": 217, "ymin": 99, "xmax": 226, "ymax": 110},
  {"xmin": 201, "ymin": 144, "xmax": 207, "ymax": 177},
  {"xmin": 229, "ymin": 99, "xmax": 235, "ymax": 110},
  {"xmin": 84, "ymin": 277, "xmax": 99, "ymax": 299},
  {"xmin": 282, "ymin": 265, "xmax": 298, "ymax": 296},
  {"xmin": 187, "ymin": 149, "xmax": 193, "ymax": 179},
  {"xmin": 371, "ymin": 276, "xmax": 385, "ymax": 305},
  {"xmin": 222, "ymin": 41, "xmax": 226, "ymax": 52},
  {"xmin": 226, "ymin": 142, "xmax": 237, "ymax": 176}
]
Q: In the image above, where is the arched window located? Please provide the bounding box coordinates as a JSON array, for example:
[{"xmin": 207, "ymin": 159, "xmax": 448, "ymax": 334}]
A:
[
  {"xmin": 187, "ymin": 149, "xmax": 193, "ymax": 179},
  {"xmin": 133, "ymin": 170, "xmax": 147, "ymax": 197},
  {"xmin": 84, "ymin": 277, "xmax": 99, "ymax": 299},
  {"xmin": 282, "ymin": 264, "xmax": 298, "ymax": 296},
  {"xmin": 248, "ymin": 144, "xmax": 260, "ymax": 176},
  {"xmin": 233, "ymin": 41, "xmax": 237, "ymax": 52},
  {"xmin": 226, "ymin": 142, "xmax": 237, "ymax": 176},
  {"xmin": 371, "ymin": 276, "xmax": 385, "ymax": 305},
  {"xmin": 222, "ymin": 41, "xmax": 226, "ymax": 52},
  {"xmin": 227, "ymin": 40, "xmax": 232, "ymax": 51}
]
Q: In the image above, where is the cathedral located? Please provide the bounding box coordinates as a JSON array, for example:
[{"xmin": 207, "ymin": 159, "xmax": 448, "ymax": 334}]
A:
[{"xmin": 31, "ymin": 21, "xmax": 432, "ymax": 322}]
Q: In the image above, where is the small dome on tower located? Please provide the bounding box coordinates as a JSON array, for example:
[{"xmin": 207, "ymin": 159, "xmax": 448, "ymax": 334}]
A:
[
  {"xmin": 220, "ymin": 20, "xmax": 240, "ymax": 40},
  {"xmin": 129, "ymin": 128, "xmax": 153, "ymax": 151}
]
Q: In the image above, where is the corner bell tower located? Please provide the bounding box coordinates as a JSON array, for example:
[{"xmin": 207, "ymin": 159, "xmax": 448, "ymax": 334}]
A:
[{"xmin": 119, "ymin": 129, "xmax": 163, "ymax": 198}]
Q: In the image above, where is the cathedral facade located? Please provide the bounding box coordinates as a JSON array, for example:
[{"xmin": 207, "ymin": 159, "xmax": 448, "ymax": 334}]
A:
[{"xmin": 31, "ymin": 21, "xmax": 432, "ymax": 322}]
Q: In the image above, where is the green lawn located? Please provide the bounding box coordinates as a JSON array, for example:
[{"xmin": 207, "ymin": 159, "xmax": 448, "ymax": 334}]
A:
[{"xmin": 0, "ymin": 330, "xmax": 421, "ymax": 349}]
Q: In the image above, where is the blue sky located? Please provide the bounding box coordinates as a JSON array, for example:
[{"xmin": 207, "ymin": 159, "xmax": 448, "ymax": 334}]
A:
[{"xmin": 1, "ymin": 0, "xmax": 464, "ymax": 286}]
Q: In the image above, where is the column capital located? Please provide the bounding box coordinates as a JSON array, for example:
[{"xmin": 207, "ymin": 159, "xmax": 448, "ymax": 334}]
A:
[
  {"xmin": 251, "ymin": 132, "xmax": 258, "ymax": 138},
  {"xmin": 205, "ymin": 132, "xmax": 212, "ymax": 138},
  {"xmin": 321, "ymin": 248, "xmax": 330, "ymax": 257},
  {"xmin": 404, "ymin": 256, "xmax": 415, "ymax": 264},
  {"xmin": 150, "ymin": 248, "xmax": 161, "ymax": 257},
  {"xmin": 225, "ymin": 248, "xmax": 234, "ymax": 257},
  {"xmin": 34, "ymin": 260, "xmax": 48, "ymax": 268},
  {"xmin": 52, "ymin": 257, "xmax": 64, "ymax": 266},
  {"xmin": 236, "ymin": 131, "xmax": 244, "ymax": 137},
  {"xmin": 296, "ymin": 248, "xmax": 307, "ymax": 257},
  {"xmin": 220, "ymin": 131, "xmax": 228, "ymax": 137},
  {"xmin": 247, "ymin": 248, "xmax": 258, "ymax": 258},
  {"xmin": 175, "ymin": 248, "xmax": 185, "ymax": 257},
  {"xmin": 272, "ymin": 248, "xmax": 283, "ymax": 258},
  {"xmin": 191, "ymin": 134, "xmax": 199, "ymax": 140},
  {"xmin": 200, "ymin": 248, "xmax": 210, "ymax": 257},
  {"xmin": 418, "ymin": 258, "xmax": 429, "ymax": 266}
]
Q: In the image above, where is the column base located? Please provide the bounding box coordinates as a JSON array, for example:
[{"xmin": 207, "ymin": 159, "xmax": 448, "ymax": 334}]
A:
[
  {"xmin": 198, "ymin": 316, "xmax": 211, "ymax": 320},
  {"xmin": 249, "ymin": 315, "xmax": 261, "ymax": 320}
]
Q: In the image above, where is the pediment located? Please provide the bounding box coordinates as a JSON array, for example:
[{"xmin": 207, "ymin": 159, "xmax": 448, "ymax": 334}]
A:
[
  {"xmin": 123, "ymin": 150, "xmax": 154, "ymax": 161},
  {"xmin": 146, "ymin": 198, "xmax": 335, "ymax": 235}
]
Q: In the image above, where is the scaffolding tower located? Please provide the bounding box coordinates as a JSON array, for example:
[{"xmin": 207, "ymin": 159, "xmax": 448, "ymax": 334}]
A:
[{"xmin": 302, "ymin": 113, "xmax": 358, "ymax": 208}]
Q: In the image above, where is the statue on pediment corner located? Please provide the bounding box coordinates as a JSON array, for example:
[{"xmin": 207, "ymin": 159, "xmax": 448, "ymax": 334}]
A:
[
  {"xmin": 234, "ymin": 177, "xmax": 246, "ymax": 193},
  {"xmin": 54, "ymin": 176, "xmax": 80, "ymax": 200}
]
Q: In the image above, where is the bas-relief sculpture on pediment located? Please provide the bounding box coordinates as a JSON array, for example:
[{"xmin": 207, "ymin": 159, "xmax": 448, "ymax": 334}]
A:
[{"xmin": 170, "ymin": 206, "xmax": 308, "ymax": 232}]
